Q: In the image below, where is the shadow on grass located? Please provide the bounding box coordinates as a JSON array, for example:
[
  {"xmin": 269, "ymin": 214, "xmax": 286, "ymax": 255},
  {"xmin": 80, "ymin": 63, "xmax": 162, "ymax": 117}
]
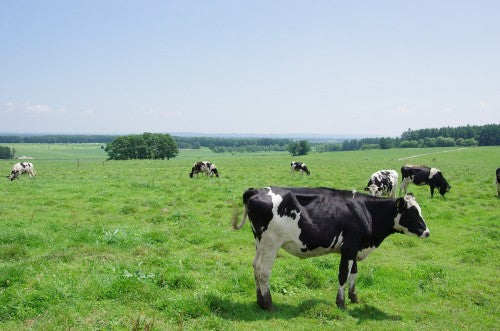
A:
[
  {"xmin": 347, "ymin": 304, "xmax": 402, "ymax": 323},
  {"xmin": 204, "ymin": 294, "xmax": 401, "ymax": 323}
]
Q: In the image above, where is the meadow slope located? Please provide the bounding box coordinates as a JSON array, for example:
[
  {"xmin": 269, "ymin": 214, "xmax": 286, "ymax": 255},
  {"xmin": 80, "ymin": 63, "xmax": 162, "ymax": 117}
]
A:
[{"xmin": 0, "ymin": 145, "xmax": 499, "ymax": 330}]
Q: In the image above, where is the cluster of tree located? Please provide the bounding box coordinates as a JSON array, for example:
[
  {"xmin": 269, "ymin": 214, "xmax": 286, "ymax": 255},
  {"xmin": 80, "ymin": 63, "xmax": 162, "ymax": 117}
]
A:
[
  {"xmin": 210, "ymin": 144, "xmax": 288, "ymax": 153},
  {"xmin": 174, "ymin": 136, "xmax": 292, "ymax": 151},
  {"xmin": 0, "ymin": 145, "xmax": 15, "ymax": 159},
  {"xmin": 105, "ymin": 133, "xmax": 178, "ymax": 160},
  {"xmin": 401, "ymin": 124, "xmax": 499, "ymax": 146},
  {"xmin": 316, "ymin": 124, "xmax": 497, "ymax": 152},
  {"xmin": 287, "ymin": 140, "xmax": 312, "ymax": 156},
  {"xmin": 0, "ymin": 135, "xmax": 118, "ymax": 143}
]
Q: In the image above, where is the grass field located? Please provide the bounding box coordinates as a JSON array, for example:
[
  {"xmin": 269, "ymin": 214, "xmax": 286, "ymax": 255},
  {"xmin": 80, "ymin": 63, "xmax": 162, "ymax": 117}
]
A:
[{"xmin": 0, "ymin": 145, "xmax": 499, "ymax": 330}]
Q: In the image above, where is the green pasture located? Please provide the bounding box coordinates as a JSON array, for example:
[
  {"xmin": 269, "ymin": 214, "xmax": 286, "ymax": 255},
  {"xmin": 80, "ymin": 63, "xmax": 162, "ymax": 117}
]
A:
[{"xmin": 0, "ymin": 145, "xmax": 499, "ymax": 330}]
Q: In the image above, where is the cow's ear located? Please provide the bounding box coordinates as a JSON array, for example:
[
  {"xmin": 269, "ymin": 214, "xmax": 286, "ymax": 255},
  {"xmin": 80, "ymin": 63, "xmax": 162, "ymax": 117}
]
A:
[
  {"xmin": 364, "ymin": 187, "xmax": 369, "ymax": 191},
  {"xmin": 396, "ymin": 198, "xmax": 406, "ymax": 213}
]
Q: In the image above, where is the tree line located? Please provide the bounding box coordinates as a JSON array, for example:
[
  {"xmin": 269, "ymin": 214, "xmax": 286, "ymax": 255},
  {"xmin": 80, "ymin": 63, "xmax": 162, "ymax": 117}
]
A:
[
  {"xmin": 0, "ymin": 124, "xmax": 497, "ymax": 159},
  {"xmin": 316, "ymin": 124, "xmax": 498, "ymax": 152}
]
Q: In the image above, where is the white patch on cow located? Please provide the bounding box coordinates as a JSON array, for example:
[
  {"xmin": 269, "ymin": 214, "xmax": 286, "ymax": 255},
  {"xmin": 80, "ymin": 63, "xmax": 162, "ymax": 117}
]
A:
[
  {"xmin": 348, "ymin": 272, "xmax": 357, "ymax": 291},
  {"xmin": 429, "ymin": 168, "xmax": 439, "ymax": 179},
  {"xmin": 356, "ymin": 246, "xmax": 376, "ymax": 261},
  {"xmin": 406, "ymin": 195, "xmax": 421, "ymax": 215},
  {"xmin": 337, "ymin": 283, "xmax": 345, "ymax": 302},
  {"xmin": 264, "ymin": 188, "xmax": 307, "ymax": 257},
  {"xmin": 331, "ymin": 231, "xmax": 343, "ymax": 250},
  {"xmin": 347, "ymin": 260, "xmax": 355, "ymax": 289}
]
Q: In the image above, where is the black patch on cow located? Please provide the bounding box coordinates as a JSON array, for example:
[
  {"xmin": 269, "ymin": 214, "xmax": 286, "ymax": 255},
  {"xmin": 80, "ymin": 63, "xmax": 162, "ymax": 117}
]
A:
[{"xmin": 246, "ymin": 189, "xmax": 273, "ymax": 241}]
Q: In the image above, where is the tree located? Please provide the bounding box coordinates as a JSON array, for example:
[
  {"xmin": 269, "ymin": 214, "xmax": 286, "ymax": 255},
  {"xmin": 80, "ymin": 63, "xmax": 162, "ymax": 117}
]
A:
[
  {"xmin": 287, "ymin": 140, "xmax": 311, "ymax": 156},
  {"xmin": 0, "ymin": 146, "xmax": 15, "ymax": 159},
  {"xmin": 105, "ymin": 133, "xmax": 178, "ymax": 160}
]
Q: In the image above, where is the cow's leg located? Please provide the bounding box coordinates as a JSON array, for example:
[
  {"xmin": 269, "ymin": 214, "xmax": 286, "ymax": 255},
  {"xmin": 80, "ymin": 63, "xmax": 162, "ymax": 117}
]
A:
[
  {"xmin": 253, "ymin": 240, "xmax": 280, "ymax": 311},
  {"xmin": 400, "ymin": 179, "xmax": 408, "ymax": 196},
  {"xmin": 348, "ymin": 261, "xmax": 358, "ymax": 303},
  {"xmin": 336, "ymin": 252, "xmax": 355, "ymax": 308},
  {"xmin": 430, "ymin": 186, "xmax": 435, "ymax": 198}
]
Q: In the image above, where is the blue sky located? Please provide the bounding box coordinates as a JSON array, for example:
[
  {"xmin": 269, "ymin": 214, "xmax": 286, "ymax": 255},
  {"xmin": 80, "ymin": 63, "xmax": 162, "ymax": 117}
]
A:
[{"xmin": 1, "ymin": 1, "xmax": 499, "ymax": 136}]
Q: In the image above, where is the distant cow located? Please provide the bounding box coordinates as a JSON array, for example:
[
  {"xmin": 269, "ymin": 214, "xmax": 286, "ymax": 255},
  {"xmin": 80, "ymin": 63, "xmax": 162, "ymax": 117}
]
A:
[
  {"xmin": 291, "ymin": 161, "xmax": 310, "ymax": 175},
  {"xmin": 496, "ymin": 168, "xmax": 500, "ymax": 196},
  {"xmin": 232, "ymin": 186, "xmax": 429, "ymax": 310},
  {"xmin": 7, "ymin": 162, "xmax": 36, "ymax": 181},
  {"xmin": 189, "ymin": 161, "xmax": 219, "ymax": 178},
  {"xmin": 401, "ymin": 165, "xmax": 451, "ymax": 198},
  {"xmin": 365, "ymin": 170, "xmax": 398, "ymax": 198}
]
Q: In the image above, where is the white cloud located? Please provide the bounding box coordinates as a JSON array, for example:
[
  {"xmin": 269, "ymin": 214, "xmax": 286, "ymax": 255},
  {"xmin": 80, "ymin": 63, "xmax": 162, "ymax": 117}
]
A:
[
  {"xmin": 479, "ymin": 101, "xmax": 489, "ymax": 108},
  {"xmin": 1, "ymin": 101, "xmax": 66, "ymax": 115},
  {"xmin": 144, "ymin": 108, "xmax": 181, "ymax": 118},
  {"xmin": 392, "ymin": 105, "xmax": 415, "ymax": 115}
]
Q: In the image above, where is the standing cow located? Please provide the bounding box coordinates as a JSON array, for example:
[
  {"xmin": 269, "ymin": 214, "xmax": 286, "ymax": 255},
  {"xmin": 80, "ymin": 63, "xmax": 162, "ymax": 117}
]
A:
[
  {"xmin": 189, "ymin": 161, "xmax": 219, "ymax": 178},
  {"xmin": 232, "ymin": 186, "xmax": 429, "ymax": 310},
  {"xmin": 7, "ymin": 162, "xmax": 36, "ymax": 181},
  {"xmin": 290, "ymin": 161, "xmax": 310, "ymax": 175},
  {"xmin": 365, "ymin": 170, "xmax": 398, "ymax": 198},
  {"xmin": 401, "ymin": 165, "xmax": 451, "ymax": 198}
]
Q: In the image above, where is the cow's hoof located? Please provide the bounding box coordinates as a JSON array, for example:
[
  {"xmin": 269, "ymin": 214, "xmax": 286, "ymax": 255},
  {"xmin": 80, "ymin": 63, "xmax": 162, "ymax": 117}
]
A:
[
  {"xmin": 257, "ymin": 290, "xmax": 275, "ymax": 311},
  {"xmin": 335, "ymin": 297, "xmax": 345, "ymax": 309},
  {"xmin": 348, "ymin": 293, "xmax": 359, "ymax": 303},
  {"xmin": 258, "ymin": 302, "xmax": 276, "ymax": 311}
]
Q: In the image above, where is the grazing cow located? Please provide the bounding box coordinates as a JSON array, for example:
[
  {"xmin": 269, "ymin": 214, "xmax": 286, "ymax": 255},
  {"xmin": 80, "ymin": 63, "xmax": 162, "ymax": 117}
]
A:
[
  {"xmin": 189, "ymin": 161, "xmax": 219, "ymax": 178},
  {"xmin": 401, "ymin": 165, "xmax": 451, "ymax": 198},
  {"xmin": 290, "ymin": 161, "xmax": 310, "ymax": 175},
  {"xmin": 232, "ymin": 186, "xmax": 429, "ymax": 310},
  {"xmin": 7, "ymin": 162, "xmax": 36, "ymax": 181},
  {"xmin": 365, "ymin": 170, "xmax": 398, "ymax": 198},
  {"xmin": 496, "ymin": 168, "xmax": 500, "ymax": 196}
]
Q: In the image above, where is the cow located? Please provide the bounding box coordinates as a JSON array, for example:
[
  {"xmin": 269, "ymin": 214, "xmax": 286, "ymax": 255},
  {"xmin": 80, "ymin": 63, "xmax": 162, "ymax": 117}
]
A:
[
  {"xmin": 7, "ymin": 162, "xmax": 36, "ymax": 181},
  {"xmin": 232, "ymin": 186, "xmax": 429, "ymax": 311},
  {"xmin": 400, "ymin": 165, "xmax": 451, "ymax": 198},
  {"xmin": 291, "ymin": 161, "xmax": 310, "ymax": 176},
  {"xmin": 365, "ymin": 170, "xmax": 398, "ymax": 198},
  {"xmin": 189, "ymin": 161, "xmax": 219, "ymax": 178},
  {"xmin": 496, "ymin": 168, "xmax": 500, "ymax": 196}
]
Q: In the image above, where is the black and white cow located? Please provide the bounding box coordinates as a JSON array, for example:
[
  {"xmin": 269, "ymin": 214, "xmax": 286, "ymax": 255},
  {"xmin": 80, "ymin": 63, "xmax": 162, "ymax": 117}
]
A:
[
  {"xmin": 290, "ymin": 161, "xmax": 310, "ymax": 176},
  {"xmin": 189, "ymin": 161, "xmax": 219, "ymax": 178},
  {"xmin": 401, "ymin": 165, "xmax": 451, "ymax": 198},
  {"xmin": 365, "ymin": 170, "xmax": 398, "ymax": 198},
  {"xmin": 496, "ymin": 168, "xmax": 500, "ymax": 197},
  {"xmin": 232, "ymin": 186, "xmax": 429, "ymax": 310},
  {"xmin": 7, "ymin": 162, "xmax": 36, "ymax": 181}
]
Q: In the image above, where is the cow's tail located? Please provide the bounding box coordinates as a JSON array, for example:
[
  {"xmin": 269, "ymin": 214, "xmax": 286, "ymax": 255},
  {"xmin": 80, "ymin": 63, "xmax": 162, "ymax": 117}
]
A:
[
  {"xmin": 231, "ymin": 205, "xmax": 248, "ymax": 230},
  {"xmin": 232, "ymin": 188, "xmax": 258, "ymax": 230}
]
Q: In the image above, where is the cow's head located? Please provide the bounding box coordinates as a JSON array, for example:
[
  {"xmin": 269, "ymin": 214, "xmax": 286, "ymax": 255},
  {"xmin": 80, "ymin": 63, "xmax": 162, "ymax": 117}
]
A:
[
  {"xmin": 437, "ymin": 172, "xmax": 451, "ymax": 196},
  {"xmin": 365, "ymin": 184, "xmax": 383, "ymax": 197},
  {"xmin": 394, "ymin": 194, "xmax": 429, "ymax": 238},
  {"xmin": 189, "ymin": 170, "xmax": 194, "ymax": 178},
  {"xmin": 7, "ymin": 171, "xmax": 18, "ymax": 181},
  {"xmin": 211, "ymin": 168, "xmax": 219, "ymax": 177}
]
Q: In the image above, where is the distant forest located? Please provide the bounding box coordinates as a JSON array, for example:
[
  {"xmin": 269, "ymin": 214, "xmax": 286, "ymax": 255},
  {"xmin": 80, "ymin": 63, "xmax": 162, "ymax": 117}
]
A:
[{"xmin": 0, "ymin": 124, "xmax": 498, "ymax": 153}]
